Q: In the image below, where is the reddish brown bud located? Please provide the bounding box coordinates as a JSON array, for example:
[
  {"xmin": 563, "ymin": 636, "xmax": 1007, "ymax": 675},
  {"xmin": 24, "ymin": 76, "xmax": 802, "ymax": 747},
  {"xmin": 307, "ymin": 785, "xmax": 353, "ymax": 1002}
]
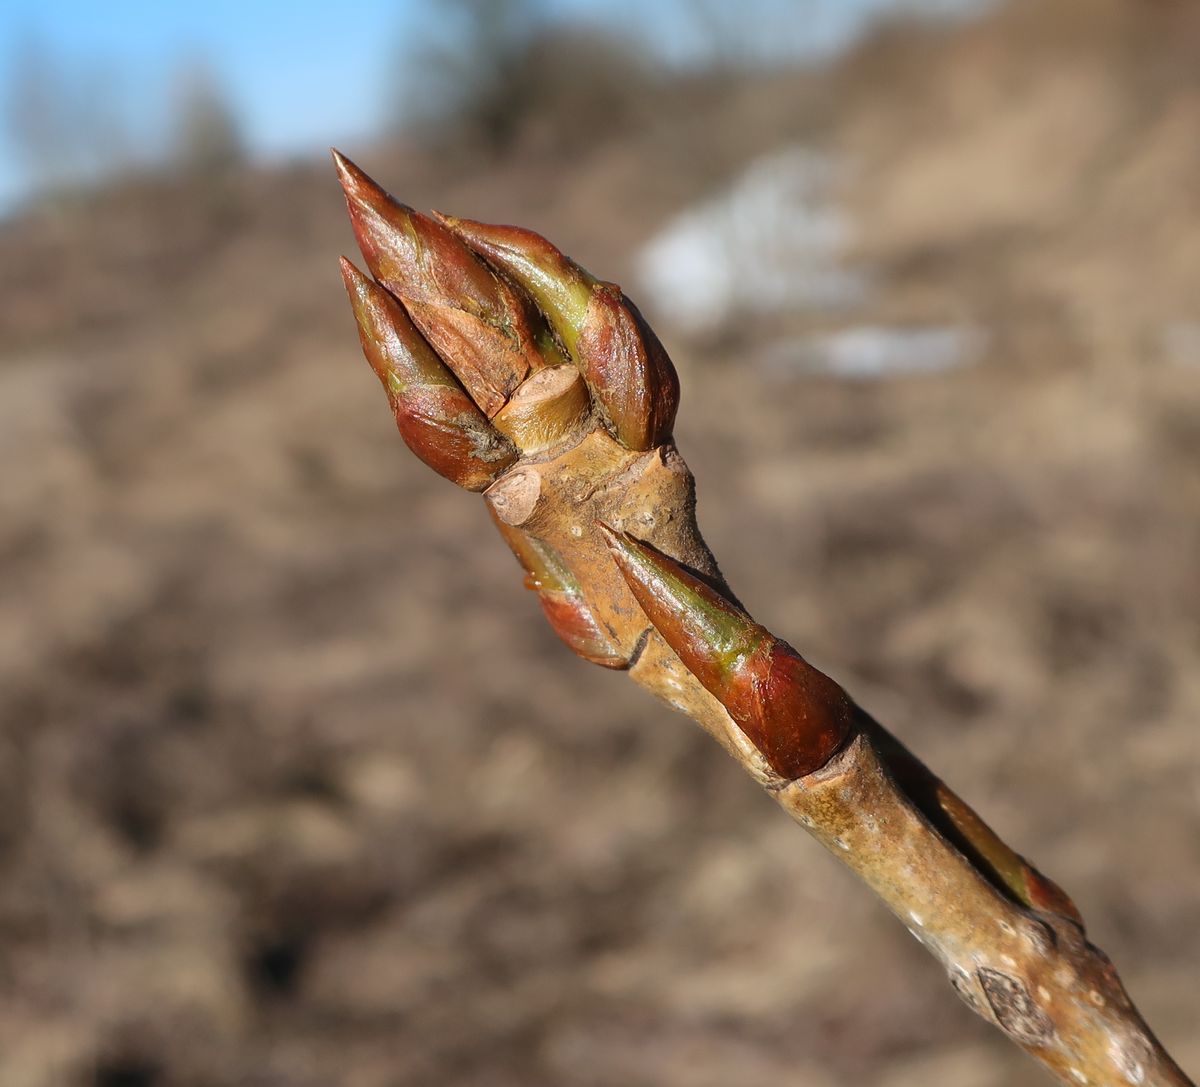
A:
[
  {"xmin": 490, "ymin": 514, "xmax": 627, "ymax": 668},
  {"xmin": 600, "ymin": 526, "xmax": 852, "ymax": 777},
  {"xmin": 934, "ymin": 782, "xmax": 1083, "ymax": 924},
  {"xmin": 340, "ymin": 258, "xmax": 517, "ymax": 491},
  {"xmin": 747, "ymin": 641, "xmax": 856, "ymax": 779},
  {"xmin": 580, "ymin": 286, "xmax": 680, "ymax": 453},
  {"xmin": 537, "ymin": 590, "xmax": 628, "ymax": 670},
  {"xmin": 332, "ymin": 151, "xmax": 566, "ymax": 415},
  {"xmin": 438, "ymin": 215, "xmax": 679, "ymax": 451}
]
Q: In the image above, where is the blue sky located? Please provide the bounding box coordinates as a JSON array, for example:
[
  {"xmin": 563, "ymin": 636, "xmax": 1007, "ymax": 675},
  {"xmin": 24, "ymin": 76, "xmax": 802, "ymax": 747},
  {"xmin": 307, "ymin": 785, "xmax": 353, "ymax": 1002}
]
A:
[{"xmin": 0, "ymin": 0, "xmax": 982, "ymax": 211}]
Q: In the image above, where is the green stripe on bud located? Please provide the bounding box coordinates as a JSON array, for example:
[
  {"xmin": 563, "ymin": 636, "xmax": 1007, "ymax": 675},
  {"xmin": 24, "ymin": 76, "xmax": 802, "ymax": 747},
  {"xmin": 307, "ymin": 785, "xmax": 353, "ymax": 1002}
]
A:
[
  {"xmin": 439, "ymin": 215, "xmax": 679, "ymax": 451},
  {"xmin": 600, "ymin": 526, "xmax": 852, "ymax": 777}
]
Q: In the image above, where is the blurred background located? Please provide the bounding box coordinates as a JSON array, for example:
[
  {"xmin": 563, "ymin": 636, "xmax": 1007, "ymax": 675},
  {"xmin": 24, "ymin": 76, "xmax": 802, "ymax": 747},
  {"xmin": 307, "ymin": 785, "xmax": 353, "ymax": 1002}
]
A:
[{"xmin": 1, "ymin": 0, "xmax": 1198, "ymax": 1084}]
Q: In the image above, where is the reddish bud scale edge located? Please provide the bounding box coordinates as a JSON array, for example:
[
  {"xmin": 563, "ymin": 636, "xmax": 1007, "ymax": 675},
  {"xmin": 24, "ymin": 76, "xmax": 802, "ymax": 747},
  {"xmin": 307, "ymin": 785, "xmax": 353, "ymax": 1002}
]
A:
[
  {"xmin": 577, "ymin": 286, "xmax": 680, "ymax": 451},
  {"xmin": 537, "ymin": 592, "xmax": 629, "ymax": 669},
  {"xmin": 340, "ymin": 257, "xmax": 516, "ymax": 491}
]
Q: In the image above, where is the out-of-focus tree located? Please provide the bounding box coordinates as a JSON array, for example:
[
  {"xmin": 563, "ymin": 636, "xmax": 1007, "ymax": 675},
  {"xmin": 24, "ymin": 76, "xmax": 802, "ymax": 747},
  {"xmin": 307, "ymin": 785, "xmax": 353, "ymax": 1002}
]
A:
[
  {"xmin": 5, "ymin": 35, "xmax": 135, "ymax": 199},
  {"xmin": 74, "ymin": 60, "xmax": 135, "ymax": 181},
  {"xmin": 170, "ymin": 57, "xmax": 245, "ymax": 175},
  {"xmin": 394, "ymin": 0, "xmax": 655, "ymax": 157},
  {"xmin": 4, "ymin": 33, "xmax": 73, "ymax": 192},
  {"xmin": 396, "ymin": 0, "xmax": 545, "ymax": 155},
  {"xmin": 680, "ymin": 0, "xmax": 810, "ymax": 68}
]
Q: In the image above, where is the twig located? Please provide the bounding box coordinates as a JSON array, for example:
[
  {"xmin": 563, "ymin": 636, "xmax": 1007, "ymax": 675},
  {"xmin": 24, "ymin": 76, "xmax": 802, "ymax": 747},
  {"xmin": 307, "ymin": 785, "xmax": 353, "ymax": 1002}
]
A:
[{"xmin": 332, "ymin": 150, "xmax": 1194, "ymax": 1087}]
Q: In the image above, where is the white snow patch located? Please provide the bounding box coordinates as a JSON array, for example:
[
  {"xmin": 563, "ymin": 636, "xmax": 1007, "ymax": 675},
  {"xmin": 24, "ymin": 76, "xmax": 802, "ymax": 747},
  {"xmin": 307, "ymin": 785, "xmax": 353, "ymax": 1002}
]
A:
[
  {"xmin": 761, "ymin": 325, "xmax": 986, "ymax": 380},
  {"xmin": 635, "ymin": 146, "xmax": 869, "ymax": 333}
]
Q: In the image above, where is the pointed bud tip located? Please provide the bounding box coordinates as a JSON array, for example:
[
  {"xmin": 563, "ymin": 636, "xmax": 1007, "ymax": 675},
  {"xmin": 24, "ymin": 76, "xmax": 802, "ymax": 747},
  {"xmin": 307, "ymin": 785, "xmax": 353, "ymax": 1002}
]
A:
[
  {"xmin": 596, "ymin": 522, "xmax": 650, "ymax": 559},
  {"xmin": 597, "ymin": 524, "xmax": 757, "ymax": 669},
  {"xmin": 338, "ymin": 257, "xmax": 391, "ymax": 337},
  {"xmin": 330, "ymin": 148, "xmax": 364, "ymax": 194},
  {"xmin": 596, "ymin": 521, "xmax": 621, "ymax": 548},
  {"xmin": 597, "ymin": 523, "xmax": 658, "ymax": 582},
  {"xmin": 338, "ymin": 254, "xmax": 366, "ymax": 291},
  {"xmin": 330, "ymin": 149, "xmax": 407, "ymax": 222}
]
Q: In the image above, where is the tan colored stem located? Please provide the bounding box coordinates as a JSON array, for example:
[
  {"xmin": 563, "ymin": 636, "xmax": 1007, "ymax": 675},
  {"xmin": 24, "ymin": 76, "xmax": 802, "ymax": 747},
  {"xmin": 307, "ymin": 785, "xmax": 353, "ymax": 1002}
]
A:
[
  {"xmin": 335, "ymin": 155, "xmax": 1188, "ymax": 1083},
  {"xmin": 493, "ymin": 430, "xmax": 1193, "ymax": 1087}
]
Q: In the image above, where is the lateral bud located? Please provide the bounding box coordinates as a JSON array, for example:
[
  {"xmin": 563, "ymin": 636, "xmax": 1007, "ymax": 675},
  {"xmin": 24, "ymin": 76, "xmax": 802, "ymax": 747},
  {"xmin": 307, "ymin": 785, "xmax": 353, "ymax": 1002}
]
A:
[
  {"xmin": 491, "ymin": 514, "xmax": 627, "ymax": 669},
  {"xmin": 935, "ymin": 785, "xmax": 1083, "ymax": 924},
  {"xmin": 437, "ymin": 215, "xmax": 680, "ymax": 452},
  {"xmin": 600, "ymin": 525, "xmax": 852, "ymax": 778},
  {"xmin": 340, "ymin": 258, "xmax": 517, "ymax": 491}
]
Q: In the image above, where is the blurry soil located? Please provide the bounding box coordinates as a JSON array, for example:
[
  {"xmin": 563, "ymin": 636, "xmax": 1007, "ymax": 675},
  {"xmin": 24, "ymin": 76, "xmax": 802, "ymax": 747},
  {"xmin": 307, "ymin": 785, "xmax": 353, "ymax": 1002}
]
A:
[{"xmin": 1, "ymin": 2, "xmax": 1197, "ymax": 1084}]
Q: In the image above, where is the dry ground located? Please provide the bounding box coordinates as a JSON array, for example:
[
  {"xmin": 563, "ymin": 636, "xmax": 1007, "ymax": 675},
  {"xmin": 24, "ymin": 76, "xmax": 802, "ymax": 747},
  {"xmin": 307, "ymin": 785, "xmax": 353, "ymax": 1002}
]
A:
[{"xmin": 1, "ymin": 2, "xmax": 1197, "ymax": 1084}]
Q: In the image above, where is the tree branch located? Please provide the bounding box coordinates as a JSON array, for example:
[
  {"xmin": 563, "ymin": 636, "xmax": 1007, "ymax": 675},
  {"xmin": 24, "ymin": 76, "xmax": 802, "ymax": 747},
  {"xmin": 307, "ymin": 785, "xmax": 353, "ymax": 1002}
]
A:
[{"xmin": 332, "ymin": 150, "xmax": 1194, "ymax": 1087}]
